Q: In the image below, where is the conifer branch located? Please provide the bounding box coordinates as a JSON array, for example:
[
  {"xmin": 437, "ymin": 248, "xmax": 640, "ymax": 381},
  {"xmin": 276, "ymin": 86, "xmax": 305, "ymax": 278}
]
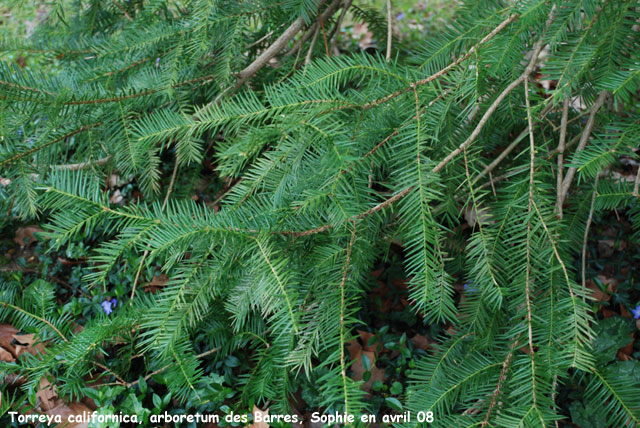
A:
[
  {"xmin": 361, "ymin": 13, "xmax": 519, "ymax": 110},
  {"xmin": 1, "ymin": 302, "xmax": 68, "ymax": 343},
  {"xmin": 432, "ymin": 39, "xmax": 544, "ymax": 173},
  {"xmin": 130, "ymin": 157, "xmax": 179, "ymax": 305},
  {"xmin": 290, "ymin": 37, "xmax": 545, "ymax": 237},
  {"xmin": 481, "ymin": 338, "xmax": 520, "ymax": 427},
  {"xmin": 0, "ymin": 122, "xmax": 103, "ymax": 168},
  {"xmin": 471, "ymin": 101, "xmax": 554, "ymax": 187},
  {"xmin": 235, "ymin": 0, "xmax": 340, "ymax": 87}
]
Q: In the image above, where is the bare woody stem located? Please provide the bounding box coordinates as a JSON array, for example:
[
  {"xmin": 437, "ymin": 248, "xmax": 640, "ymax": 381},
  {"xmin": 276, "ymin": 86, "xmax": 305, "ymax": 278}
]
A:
[
  {"xmin": 53, "ymin": 156, "xmax": 112, "ymax": 171},
  {"xmin": 198, "ymin": 0, "xmax": 341, "ymax": 114},
  {"xmin": 482, "ymin": 338, "xmax": 520, "ymax": 426},
  {"xmin": 235, "ymin": 0, "xmax": 341, "ymax": 87},
  {"xmin": 386, "ymin": 0, "xmax": 393, "ymax": 61},
  {"xmin": 633, "ymin": 160, "xmax": 640, "ymax": 197},
  {"xmin": 582, "ymin": 174, "xmax": 599, "ymax": 302},
  {"xmin": 555, "ymin": 96, "xmax": 570, "ymax": 218},
  {"xmin": 559, "ymin": 91, "xmax": 607, "ymax": 206},
  {"xmin": 432, "ymin": 39, "xmax": 544, "ymax": 173},
  {"xmin": 523, "ymin": 76, "xmax": 539, "ymax": 407},
  {"xmin": 328, "ymin": 0, "xmax": 353, "ymax": 52}
]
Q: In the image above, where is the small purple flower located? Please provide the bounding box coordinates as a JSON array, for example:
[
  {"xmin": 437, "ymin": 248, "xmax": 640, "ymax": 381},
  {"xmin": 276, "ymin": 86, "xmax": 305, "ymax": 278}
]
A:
[
  {"xmin": 101, "ymin": 299, "xmax": 117, "ymax": 315},
  {"xmin": 396, "ymin": 12, "xmax": 405, "ymax": 21},
  {"xmin": 155, "ymin": 57, "xmax": 161, "ymax": 67},
  {"xmin": 464, "ymin": 281, "xmax": 478, "ymax": 294},
  {"xmin": 632, "ymin": 305, "xmax": 640, "ymax": 320}
]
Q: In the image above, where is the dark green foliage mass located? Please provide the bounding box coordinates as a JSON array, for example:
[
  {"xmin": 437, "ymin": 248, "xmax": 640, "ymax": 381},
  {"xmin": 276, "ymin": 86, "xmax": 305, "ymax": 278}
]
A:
[{"xmin": 1, "ymin": 0, "xmax": 640, "ymax": 426}]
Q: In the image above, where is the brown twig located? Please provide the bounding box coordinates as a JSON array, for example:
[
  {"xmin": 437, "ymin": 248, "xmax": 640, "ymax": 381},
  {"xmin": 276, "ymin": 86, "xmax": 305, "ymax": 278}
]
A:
[
  {"xmin": 319, "ymin": 13, "xmax": 329, "ymax": 56},
  {"xmin": 284, "ymin": 23, "xmax": 317, "ymax": 58},
  {"xmin": 0, "ymin": 79, "xmax": 54, "ymax": 96},
  {"xmin": 211, "ymin": 178, "xmax": 244, "ymax": 207},
  {"xmin": 524, "ymin": 79, "xmax": 538, "ymax": 403},
  {"xmin": 162, "ymin": 157, "xmax": 179, "ymax": 209},
  {"xmin": 53, "ymin": 156, "xmax": 111, "ymax": 171},
  {"xmin": 432, "ymin": 39, "xmax": 544, "ymax": 173},
  {"xmin": 328, "ymin": 0, "xmax": 352, "ymax": 52},
  {"xmin": 481, "ymin": 339, "xmax": 519, "ymax": 426},
  {"xmin": 386, "ymin": 0, "xmax": 392, "ymax": 61},
  {"xmin": 559, "ymin": 91, "xmax": 607, "ymax": 206},
  {"xmin": 582, "ymin": 174, "xmax": 598, "ymax": 302},
  {"xmin": 304, "ymin": 25, "xmax": 321, "ymax": 67},
  {"xmin": 93, "ymin": 361, "xmax": 128, "ymax": 385},
  {"xmin": 234, "ymin": 0, "xmax": 338, "ymax": 88},
  {"xmin": 633, "ymin": 161, "xmax": 640, "ymax": 197},
  {"xmin": 556, "ymin": 96, "xmax": 570, "ymax": 218},
  {"xmin": 339, "ymin": 222, "xmax": 357, "ymax": 415},
  {"xmin": 112, "ymin": 0, "xmax": 133, "ymax": 21},
  {"xmin": 102, "ymin": 347, "xmax": 219, "ymax": 388}
]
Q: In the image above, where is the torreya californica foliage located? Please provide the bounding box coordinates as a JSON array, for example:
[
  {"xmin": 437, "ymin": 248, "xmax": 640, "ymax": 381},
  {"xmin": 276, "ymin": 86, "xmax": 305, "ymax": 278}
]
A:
[{"xmin": 1, "ymin": 0, "xmax": 640, "ymax": 425}]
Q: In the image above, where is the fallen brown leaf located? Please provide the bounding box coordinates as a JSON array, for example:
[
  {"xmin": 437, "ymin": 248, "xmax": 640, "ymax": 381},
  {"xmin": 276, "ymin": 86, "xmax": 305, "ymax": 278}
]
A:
[
  {"xmin": 249, "ymin": 406, "xmax": 270, "ymax": 428},
  {"xmin": 37, "ymin": 377, "xmax": 62, "ymax": 411},
  {"xmin": 586, "ymin": 280, "xmax": 610, "ymax": 303},
  {"xmin": 346, "ymin": 340, "xmax": 385, "ymax": 393},
  {"xmin": 410, "ymin": 334, "xmax": 430, "ymax": 351},
  {"xmin": 13, "ymin": 225, "xmax": 43, "ymax": 247},
  {"xmin": 0, "ymin": 347, "xmax": 14, "ymax": 362},
  {"xmin": 144, "ymin": 274, "xmax": 169, "ymax": 293},
  {"xmin": 13, "ymin": 333, "xmax": 46, "ymax": 357},
  {"xmin": 0, "ymin": 324, "xmax": 18, "ymax": 350},
  {"xmin": 46, "ymin": 401, "xmax": 92, "ymax": 428},
  {"xmin": 357, "ymin": 330, "xmax": 377, "ymax": 353}
]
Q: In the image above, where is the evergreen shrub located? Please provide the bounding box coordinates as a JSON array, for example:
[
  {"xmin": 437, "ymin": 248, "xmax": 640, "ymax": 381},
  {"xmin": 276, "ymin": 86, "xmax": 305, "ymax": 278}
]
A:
[{"xmin": 1, "ymin": 0, "xmax": 640, "ymax": 426}]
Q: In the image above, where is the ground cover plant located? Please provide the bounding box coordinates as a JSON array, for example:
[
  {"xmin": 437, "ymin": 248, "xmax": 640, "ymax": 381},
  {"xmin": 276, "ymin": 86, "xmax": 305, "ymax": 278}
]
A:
[{"xmin": 1, "ymin": 0, "xmax": 640, "ymax": 426}]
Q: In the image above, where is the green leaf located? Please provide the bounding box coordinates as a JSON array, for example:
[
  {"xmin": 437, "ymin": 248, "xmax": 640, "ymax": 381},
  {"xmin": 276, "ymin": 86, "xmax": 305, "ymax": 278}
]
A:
[{"xmin": 385, "ymin": 397, "xmax": 403, "ymax": 411}]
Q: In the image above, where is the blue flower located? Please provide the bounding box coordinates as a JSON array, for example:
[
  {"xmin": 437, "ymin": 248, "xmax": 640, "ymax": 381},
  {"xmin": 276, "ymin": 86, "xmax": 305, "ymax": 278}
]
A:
[
  {"xmin": 155, "ymin": 57, "xmax": 161, "ymax": 67},
  {"xmin": 464, "ymin": 281, "xmax": 478, "ymax": 294},
  {"xmin": 397, "ymin": 12, "xmax": 405, "ymax": 21},
  {"xmin": 101, "ymin": 299, "xmax": 117, "ymax": 315},
  {"xmin": 632, "ymin": 305, "xmax": 640, "ymax": 320}
]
